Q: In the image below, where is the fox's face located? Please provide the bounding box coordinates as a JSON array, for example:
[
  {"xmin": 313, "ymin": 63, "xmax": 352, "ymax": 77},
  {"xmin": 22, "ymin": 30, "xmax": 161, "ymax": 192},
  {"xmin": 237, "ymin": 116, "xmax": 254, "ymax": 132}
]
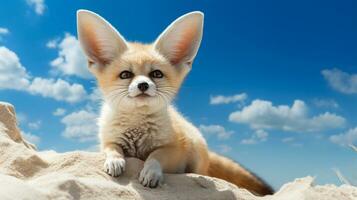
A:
[{"xmin": 77, "ymin": 10, "xmax": 203, "ymax": 112}]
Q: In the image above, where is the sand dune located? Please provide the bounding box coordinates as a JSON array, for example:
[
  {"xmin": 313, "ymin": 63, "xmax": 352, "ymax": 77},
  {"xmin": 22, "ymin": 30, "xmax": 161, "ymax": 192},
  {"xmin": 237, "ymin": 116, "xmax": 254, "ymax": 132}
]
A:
[{"xmin": 0, "ymin": 102, "xmax": 356, "ymax": 200}]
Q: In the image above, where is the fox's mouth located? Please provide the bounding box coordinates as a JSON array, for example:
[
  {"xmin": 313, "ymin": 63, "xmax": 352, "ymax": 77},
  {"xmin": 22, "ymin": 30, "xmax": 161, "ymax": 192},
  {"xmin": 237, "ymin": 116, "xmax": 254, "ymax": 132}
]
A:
[
  {"xmin": 127, "ymin": 91, "xmax": 156, "ymax": 100},
  {"xmin": 137, "ymin": 93, "xmax": 150, "ymax": 97},
  {"xmin": 132, "ymin": 93, "xmax": 153, "ymax": 99}
]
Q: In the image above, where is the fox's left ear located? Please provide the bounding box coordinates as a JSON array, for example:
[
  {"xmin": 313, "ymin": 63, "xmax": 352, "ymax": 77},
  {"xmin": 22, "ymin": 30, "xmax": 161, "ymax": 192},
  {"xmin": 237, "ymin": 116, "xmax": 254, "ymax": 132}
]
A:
[{"xmin": 154, "ymin": 11, "xmax": 204, "ymax": 69}]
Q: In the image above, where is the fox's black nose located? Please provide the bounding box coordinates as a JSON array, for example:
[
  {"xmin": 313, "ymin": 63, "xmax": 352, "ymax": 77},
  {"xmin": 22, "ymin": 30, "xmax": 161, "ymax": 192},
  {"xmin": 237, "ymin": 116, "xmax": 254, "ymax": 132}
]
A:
[{"xmin": 138, "ymin": 82, "xmax": 149, "ymax": 92}]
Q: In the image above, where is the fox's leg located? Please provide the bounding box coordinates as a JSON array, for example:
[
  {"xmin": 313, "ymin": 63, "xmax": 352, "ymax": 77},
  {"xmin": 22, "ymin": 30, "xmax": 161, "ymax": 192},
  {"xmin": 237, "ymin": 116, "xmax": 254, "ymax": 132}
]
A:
[
  {"xmin": 103, "ymin": 143, "xmax": 126, "ymax": 177},
  {"xmin": 139, "ymin": 146, "xmax": 186, "ymax": 188}
]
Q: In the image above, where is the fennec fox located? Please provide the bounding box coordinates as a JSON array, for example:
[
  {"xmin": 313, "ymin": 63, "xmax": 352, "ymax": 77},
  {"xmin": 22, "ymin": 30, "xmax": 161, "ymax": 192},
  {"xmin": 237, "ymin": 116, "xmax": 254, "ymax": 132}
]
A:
[{"xmin": 77, "ymin": 10, "xmax": 273, "ymax": 196}]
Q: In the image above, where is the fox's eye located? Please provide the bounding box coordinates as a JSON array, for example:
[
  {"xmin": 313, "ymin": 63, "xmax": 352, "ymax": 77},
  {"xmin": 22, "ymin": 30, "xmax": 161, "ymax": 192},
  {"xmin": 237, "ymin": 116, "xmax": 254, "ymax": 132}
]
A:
[
  {"xmin": 150, "ymin": 70, "xmax": 164, "ymax": 78},
  {"xmin": 119, "ymin": 71, "xmax": 134, "ymax": 79}
]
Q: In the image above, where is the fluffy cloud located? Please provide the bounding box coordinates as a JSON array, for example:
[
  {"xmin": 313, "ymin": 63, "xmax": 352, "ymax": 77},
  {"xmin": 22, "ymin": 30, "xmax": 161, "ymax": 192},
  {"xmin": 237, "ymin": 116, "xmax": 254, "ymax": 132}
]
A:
[
  {"xmin": 218, "ymin": 145, "xmax": 232, "ymax": 154},
  {"xmin": 0, "ymin": 27, "xmax": 9, "ymax": 35},
  {"xmin": 0, "ymin": 27, "xmax": 9, "ymax": 40},
  {"xmin": 16, "ymin": 113, "xmax": 28, "ymax": 126},
  {"xmin": 322, "ymin": 68, "xmax": 357, "ymax": 94},
  {"xmin": 60, "ymin": 87, "xmax": 102, "ymax": 142},
  {"xmin": 0, "ymin": 46, "xmax": 88, "ymax": 103},
  {"xmin": 88, "ymin": 87, "xmax": 103, "ymax": 103},
  {"xmin": 50, "ymin": 33, "xmax": 91, "ymax": 79},
  {"xmin": 210, "ymin": 93, "xmax": 247, "ymax": 105},
  {"xmin": 282, "ymin": 137, "xmax": 295, "ymax": 143},
  {"xmin": 28, "ymin": 120, "xmax": 41, "ymax": 130},
  {"xmin": 0, "ymin": 46, "xmax": 31, "ymax": 90},
  {"xmin": 312, "ymin": 98, "xmax": 339, "ymax": 109},
  {"xmin": 28, "ymin": 78, "xmax": 87, "ymax": 103},
  {"xmin": 229, "ymin": 99, "xmax": 345, "ymax": 133},
  {"xmin": 22, "ymin": 131, "xmax": 40, "ymax": 145},
  {"xmin": 61, "ymin": 110, "xmax": 98, "ymax": 142},
  {"xmin": 241, "ymin": 129, "xmax": 268, "ymax": 145},
  {"xmin": 26, "ymin": 0, "xmax": 45, "ymax": 15},
  {"xmin": 53, "ymin": 108, "xmax": 66, "ymax": 116},
  {"xmin": 46, "ymin": 39, "xmax": 58, "ymax": 49},
  {"xmin": 199, "ymin": 124, "xmax": 233, "ymax": 140},
  {"xmin": 330, "ymin": 128, "xmax": 357, "ymax": 146}
]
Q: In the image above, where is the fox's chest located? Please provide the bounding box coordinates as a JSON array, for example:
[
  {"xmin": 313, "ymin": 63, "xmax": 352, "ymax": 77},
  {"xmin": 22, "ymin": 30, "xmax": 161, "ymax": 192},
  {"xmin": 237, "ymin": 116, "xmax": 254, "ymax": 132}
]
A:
[
  {"xmin": 99, "ymin": 105, "xmax": 173, "ymax": 160},
  {"xmin": 117, "ymin": 127, "xmax": 158, "ymax": 160}
]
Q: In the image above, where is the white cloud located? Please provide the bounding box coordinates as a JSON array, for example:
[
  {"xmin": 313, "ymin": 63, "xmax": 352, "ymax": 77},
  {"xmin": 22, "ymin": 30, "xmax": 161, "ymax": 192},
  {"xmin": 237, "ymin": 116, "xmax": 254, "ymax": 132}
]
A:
[
  {"xmin": 60, "ymin": 87, "xmax": 102, "ymax": 142},
  {"xmin": 89, "ymin": 87, "xmax": 103, "ymax": 103},
  {"xmin": 0, "ymin": 46, "xmax": 88, "ymax": 103},
  {"xmin": 28, "ymin": 120, "xmax": 41, "ymax": 130},
  {"xmin": 53, "ymin": 108, "xmax": 66, "ymax": 116},
  {"xmin": 282, "ymin": 137, "xmax": 295, "ymax": 143},
  {"xmin": 50, "ymin": 33, "xmax": 92, "ymax": 79},
  {"xmin": 46, "ymin": 39, "xmax": 59, "ymax": 49},
  {"xmin": 199, "ymin": 124, "xmax": 233, "ymax": 140},
  {"xmin": 241, "ymin": 139, "xmax": 255, "ymax": 145},
  {"xmin": 16, "ymin": 113, "xmax": 27, "ymax": 125},
  {"xmin": 229, "ymin": 99, "xmax": 345, "ymax": 133},
  {"xmin": 312, "ymin": 98, "xmax": 339, "ymax": 109},
  {"xmin": 22, "ymin": 131, "xmax": 40, "ymax": 145},
  {"xmin": 0, "ymin": 27, "xmax": 9, "ymax": 35},
  {"xmin": 28, "ymin": 78, "xmax": 87, "ymax": 103},
  {"xmin": 210, "ymin": 93, "xmax": 247, "ymax": 105},
  {"xmin": 0, "ymin": 27, "xmax": 9, "ymax": 40},
  {"xmin": 0, "ymin": 46, "xmax": 31, "ymax": 90},
  {"xmin": 61, "ymin": 110, "xmax": 98, "ymax": 142},
  {"xmin": 322, "ymin": 68, "xmax": 357, "ymax": 94},
  {"xmin": 241, "ymin": 129, "xmax": 268, "ymax": 145},
  {"xmin": 218, "ymin": 145, "xmax": 232, "ymax": 154},
  {"xmin": 26, "ymin": 0, "xmax": 45, "ymax": 15},
  {"xmin": 281, "ymin": 137, "xmax": 303, "ymax": 147},
  {"xmin": 330, "ymin": 127, "xmax": 357, "ymax": 146}
]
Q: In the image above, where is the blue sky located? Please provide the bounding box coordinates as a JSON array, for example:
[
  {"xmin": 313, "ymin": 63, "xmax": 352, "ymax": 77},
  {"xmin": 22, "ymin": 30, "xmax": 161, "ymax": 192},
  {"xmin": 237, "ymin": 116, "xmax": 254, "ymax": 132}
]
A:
[{"xmin": 0, "ymin": 0, "xmax": 356, "ymax": 189}]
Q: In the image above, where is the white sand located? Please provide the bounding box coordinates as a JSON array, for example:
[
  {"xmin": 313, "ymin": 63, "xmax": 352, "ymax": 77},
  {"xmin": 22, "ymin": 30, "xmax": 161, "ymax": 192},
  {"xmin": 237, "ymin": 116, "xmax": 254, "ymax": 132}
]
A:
[{"xmin": 0, "ymin": 102, "xmax": 356, "ymax": 200}]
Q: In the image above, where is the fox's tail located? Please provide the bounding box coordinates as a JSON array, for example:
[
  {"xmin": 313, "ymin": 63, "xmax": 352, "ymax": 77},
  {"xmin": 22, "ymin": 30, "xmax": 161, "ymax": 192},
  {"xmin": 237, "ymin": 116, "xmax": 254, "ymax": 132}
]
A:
[{"xmin": 207, "ymin": 151, "xmax": 274, "ymax": 196}]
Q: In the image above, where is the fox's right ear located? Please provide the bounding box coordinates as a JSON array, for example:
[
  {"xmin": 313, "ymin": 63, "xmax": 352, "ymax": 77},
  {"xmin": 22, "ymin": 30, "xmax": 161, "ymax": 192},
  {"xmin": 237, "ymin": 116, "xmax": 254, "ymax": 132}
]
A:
[{"xmin": 77, "ymin": 10, "xmax": 128, "ymax": 67}]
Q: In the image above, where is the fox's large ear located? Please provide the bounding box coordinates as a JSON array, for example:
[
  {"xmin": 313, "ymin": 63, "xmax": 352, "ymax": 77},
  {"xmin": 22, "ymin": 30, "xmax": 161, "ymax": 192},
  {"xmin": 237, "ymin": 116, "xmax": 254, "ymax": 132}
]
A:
[
  {"xmin": 77, "ymin": 10, "xmax": 128, "ymax": 67},
  {"xmin": 154, "ymin": 11, "xmax": 204, "ymax": 68}
]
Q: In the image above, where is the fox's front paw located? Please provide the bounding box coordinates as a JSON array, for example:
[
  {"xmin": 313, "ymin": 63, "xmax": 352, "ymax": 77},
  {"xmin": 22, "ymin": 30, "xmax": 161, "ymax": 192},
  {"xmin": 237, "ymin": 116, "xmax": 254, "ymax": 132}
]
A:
[
  {"xmin": 139, "ymin": 159, "xmax": 163, "ymax": 188},
  {"xmin": 104, "ymin": 157, "xmax": 125, "ymax": 177}
]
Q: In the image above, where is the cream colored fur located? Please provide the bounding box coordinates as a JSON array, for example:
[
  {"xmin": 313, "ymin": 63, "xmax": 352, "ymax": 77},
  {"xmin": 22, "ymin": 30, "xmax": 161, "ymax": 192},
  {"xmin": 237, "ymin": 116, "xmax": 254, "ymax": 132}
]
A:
[{"xmin": 77, "ymin": 10, "xmax": 273, "ymax": 195}]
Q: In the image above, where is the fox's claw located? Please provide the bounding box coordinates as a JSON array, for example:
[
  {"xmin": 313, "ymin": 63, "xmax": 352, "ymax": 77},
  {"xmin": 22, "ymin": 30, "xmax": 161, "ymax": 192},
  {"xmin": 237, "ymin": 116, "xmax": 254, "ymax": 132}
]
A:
[
  {"xmin": 139, "ymin": 159, "xmax": 163, "ymax": 188},
  {"xmin": 104, "ymin": 157, "xmax": 126, "ymax": 177}
]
